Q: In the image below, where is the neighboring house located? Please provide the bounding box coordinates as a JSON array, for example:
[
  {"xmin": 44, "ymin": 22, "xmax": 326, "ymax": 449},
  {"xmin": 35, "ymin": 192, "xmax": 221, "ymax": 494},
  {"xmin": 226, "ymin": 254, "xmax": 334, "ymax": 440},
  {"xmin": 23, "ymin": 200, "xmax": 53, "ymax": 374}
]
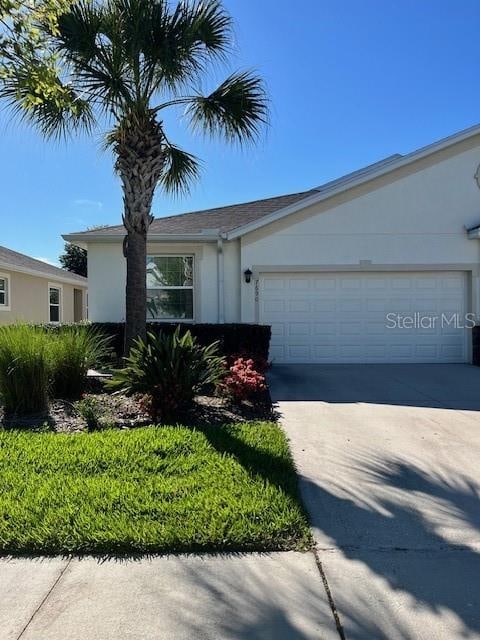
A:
[
  {"xmin": 65, "ymin": 124, "xmax": 480, "ymax": 364},
  {"xmin": 0, "ymin": 246, "xmax": 87, "ymax": 325}
]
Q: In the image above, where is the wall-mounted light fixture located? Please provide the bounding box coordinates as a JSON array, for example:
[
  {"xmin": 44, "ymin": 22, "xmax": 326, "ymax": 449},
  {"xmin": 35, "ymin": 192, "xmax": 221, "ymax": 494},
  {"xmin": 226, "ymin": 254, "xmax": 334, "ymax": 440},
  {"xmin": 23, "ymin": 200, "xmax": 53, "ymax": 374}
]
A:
[{"xmin": 244, "ymin": 268, "xmax": 253, "ymax": 284}]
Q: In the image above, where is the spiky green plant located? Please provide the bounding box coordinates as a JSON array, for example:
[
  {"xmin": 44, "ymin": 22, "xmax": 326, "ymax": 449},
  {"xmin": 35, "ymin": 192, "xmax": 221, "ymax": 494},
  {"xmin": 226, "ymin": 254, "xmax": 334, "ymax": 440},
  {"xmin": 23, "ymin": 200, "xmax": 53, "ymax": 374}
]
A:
[
  {"xmin": 1, "ymin": 0, "xmax": 268, "ymax": 351},
  {"xmin": 107, "ymin": 327, "xmax": 225, "ymax": 421},
  {"xmin": 0, "ymin": 325, "xmax": 50, "ymax": 418},
  {"xmin": 48, "ymin": 325, "xmax": 112, "ymax": 399}
]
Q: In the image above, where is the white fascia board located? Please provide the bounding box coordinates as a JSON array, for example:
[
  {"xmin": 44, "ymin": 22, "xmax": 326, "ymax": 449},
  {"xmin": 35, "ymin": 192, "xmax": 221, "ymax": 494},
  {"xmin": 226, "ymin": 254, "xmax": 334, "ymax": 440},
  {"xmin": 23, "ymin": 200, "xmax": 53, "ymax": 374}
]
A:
[
  {"xmin": 63, "ymin": 231, "xmax": 221, "ymax": 246},
  {"xmin": 227, "ymin": 123, "xmax": 480, "ymax": 240},
  {"xmin": 0, "ymin": 261, "xmax": 87, "ymax": 287}
]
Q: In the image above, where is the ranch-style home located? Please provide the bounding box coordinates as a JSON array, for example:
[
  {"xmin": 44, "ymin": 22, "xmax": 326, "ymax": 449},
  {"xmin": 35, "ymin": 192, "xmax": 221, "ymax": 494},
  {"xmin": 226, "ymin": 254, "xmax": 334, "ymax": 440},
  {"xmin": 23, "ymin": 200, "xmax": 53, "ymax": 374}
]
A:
[
  {"xmin": 0, "ymin": 246, "xmax": 87, "ymax": 325},
  {"xmin": 65, "ymin": 124, "xmax": 480, "ymax": 364}
]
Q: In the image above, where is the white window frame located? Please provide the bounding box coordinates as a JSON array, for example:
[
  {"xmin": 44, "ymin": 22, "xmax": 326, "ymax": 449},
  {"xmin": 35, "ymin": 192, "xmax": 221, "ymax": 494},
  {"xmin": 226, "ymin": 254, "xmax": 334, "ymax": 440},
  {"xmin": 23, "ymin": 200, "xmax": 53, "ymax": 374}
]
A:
[
  {"xmin": 0, "ymin": 273, "xmax": 11, "ymax": 311},
  {"xmin": 48, "ymin": 283, "xmax": 63, "ymax": 324},
  {"xmin": 146, "ymin": 255, "xmax": 195, "ymax": 322}
]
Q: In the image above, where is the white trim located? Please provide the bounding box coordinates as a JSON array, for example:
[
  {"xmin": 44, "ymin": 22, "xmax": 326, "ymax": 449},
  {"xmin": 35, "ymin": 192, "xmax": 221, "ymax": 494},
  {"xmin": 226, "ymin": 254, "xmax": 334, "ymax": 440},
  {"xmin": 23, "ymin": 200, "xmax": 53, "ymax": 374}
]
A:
[
  {"xmin": 0, "ymin": 261, "xmax": 87, "ymax": 287},
  {"xmin": 48, "ymin": 283, "xmax": 63, "ymax": 324},
  {"xmin": 252, "ymin": 262, "xmax": 480, "ymax": 276},
  {"xmin": 217, "ymin": 238, "xmax": 225, "ymax": 323},
  {"xmin": 63, "ymin": 232, "xmax": 220, "ymax": 246},
  {"xmin": 146, "ymin": 254, "xmax": 195, "ymax": 322},
  {"xmin": 0, "ymin": 272, "xmax": 11, "ymax": 311}
]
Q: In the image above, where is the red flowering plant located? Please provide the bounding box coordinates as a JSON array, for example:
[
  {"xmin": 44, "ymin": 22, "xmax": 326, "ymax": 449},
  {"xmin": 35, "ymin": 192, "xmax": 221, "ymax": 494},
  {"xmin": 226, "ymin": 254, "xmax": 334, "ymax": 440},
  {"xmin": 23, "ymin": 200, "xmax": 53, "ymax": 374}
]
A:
[{"xmin": 222, "ymin": 357, "xmax": 267, "ymax": 402}]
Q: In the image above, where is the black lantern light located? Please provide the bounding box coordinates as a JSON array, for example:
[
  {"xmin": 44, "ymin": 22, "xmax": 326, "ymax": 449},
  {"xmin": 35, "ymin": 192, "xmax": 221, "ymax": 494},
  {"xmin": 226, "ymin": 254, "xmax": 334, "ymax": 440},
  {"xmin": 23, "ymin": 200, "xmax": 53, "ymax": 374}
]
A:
[{"xmin": 244, "ymin": 268, "xmax": 253, "ymax": 284}]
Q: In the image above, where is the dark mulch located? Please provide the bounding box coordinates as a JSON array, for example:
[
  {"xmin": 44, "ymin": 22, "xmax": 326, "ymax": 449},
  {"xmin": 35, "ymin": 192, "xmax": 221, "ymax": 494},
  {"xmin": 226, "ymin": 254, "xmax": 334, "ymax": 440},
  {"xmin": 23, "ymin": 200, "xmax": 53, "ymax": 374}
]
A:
[{"xmin": 1, "ymin": 389, "xmax": 276, "ymax": 433}]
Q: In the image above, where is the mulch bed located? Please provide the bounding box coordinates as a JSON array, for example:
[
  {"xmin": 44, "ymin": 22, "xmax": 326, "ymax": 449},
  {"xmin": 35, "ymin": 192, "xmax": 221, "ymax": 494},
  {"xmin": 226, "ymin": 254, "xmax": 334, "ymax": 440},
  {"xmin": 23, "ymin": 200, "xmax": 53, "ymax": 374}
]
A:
[{"xmin": 0, "ymin": 389, "xmax": 276, "ymax": 433}]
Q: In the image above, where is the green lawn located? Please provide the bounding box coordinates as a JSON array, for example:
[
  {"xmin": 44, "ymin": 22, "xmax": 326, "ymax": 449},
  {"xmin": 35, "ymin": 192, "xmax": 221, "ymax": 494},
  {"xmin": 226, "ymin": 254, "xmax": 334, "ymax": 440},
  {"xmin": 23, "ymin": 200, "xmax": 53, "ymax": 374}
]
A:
[{"xmin": 0, "ymin": 422, "xmax": 311, "ymax": 554}]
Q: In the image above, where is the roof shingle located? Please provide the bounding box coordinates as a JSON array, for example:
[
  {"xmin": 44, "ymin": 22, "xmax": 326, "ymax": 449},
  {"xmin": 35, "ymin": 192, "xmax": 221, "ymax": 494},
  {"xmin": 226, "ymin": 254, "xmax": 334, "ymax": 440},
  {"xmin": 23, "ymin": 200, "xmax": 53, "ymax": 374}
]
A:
[
  {"xmin": 0, "ymin": 246, "xmax": 87, "ymax": 284},
  {"xmin": 68, "ymin": 189, "xmax": 319, "ymax": 238}
]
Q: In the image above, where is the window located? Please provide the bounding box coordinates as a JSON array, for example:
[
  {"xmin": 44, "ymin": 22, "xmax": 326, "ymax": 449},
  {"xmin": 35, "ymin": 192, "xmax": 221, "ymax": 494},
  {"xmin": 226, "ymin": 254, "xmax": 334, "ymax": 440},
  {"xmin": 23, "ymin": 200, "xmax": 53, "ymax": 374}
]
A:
[
  {"xmin": 146, "ymin": 256, "xmax": 194, "ymax": 320},
  {"xmin": 49, "ymin": 285, "xmax": 62, "ymax": 323},
  {"xmin": 0, "ymin": 275, "xmax": 10, "ymax": 309}
]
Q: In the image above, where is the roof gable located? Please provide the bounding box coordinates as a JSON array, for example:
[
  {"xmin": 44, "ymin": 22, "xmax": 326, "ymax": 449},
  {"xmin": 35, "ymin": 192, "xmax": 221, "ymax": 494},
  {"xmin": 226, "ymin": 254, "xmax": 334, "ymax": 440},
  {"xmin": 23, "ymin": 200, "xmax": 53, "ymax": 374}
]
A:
[
  {"xmin": 0, "ymin": 246, "xmax": 87, "ymax": 285},
  {"xmin": 64, "ymin": 123, "xmax": 480, "ymax": 245}
]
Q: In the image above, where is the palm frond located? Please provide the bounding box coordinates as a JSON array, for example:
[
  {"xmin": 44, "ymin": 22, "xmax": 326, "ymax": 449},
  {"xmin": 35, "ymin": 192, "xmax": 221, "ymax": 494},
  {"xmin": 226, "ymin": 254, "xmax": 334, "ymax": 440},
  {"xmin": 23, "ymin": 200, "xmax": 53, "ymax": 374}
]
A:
[
  {"xmin": 56, "ymin": 0, "xmax": 134, "ymax": 111},
  {"xmin": 142, "ymin": 0, "xmax": 232, "ymax": 93},
  {"xmin": 184, "ymin": 0, "xmax": 232, "ymax": 59},
  {"xmin": 0, "ymin": 61, "xmax": 94, "ymax": 139},
  {"xmin": 159, "ymin": 143, "xmax": 201, "ymax": 195},
  {"xmin": 186, "ymin": 70, "xmax": 268, "ymax": 143},
  {"xmin": 56, "ymin": 1, "xmax": 104, "ymax": 64}
]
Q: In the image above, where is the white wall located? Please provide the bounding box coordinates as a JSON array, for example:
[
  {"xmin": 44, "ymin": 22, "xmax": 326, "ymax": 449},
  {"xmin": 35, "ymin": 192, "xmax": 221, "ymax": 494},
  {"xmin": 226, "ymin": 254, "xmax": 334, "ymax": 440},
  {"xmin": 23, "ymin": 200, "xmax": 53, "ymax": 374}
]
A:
[
  {"xmin": 88, "ymin": 240, "xmax": 232, "ymax": 323},
  {"xmin": 241, "ymin": 137, "xmax": 480, "ymax": 321},
  {"xmin": 88, "ymin": 243, "xmax": 126, "ymax": 322},
  {"xmin": 223, "ymin": 240, "xmax": 241, "ymax": 322}
]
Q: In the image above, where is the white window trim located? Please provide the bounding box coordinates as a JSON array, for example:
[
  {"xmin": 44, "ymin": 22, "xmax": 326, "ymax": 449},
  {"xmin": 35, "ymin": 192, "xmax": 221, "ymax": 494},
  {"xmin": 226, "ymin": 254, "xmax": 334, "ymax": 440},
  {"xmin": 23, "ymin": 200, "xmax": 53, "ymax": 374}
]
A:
[
  {"xmin": 146, "ymin": 254, "xmax": 195, "ymax": 322},
  {"xmin": 48, "ymin": 283, "xmax": 63, "ymax": 324},
  {"xmin": 0, "ymin": 272, "xmax": 11, "ymax": 311}
]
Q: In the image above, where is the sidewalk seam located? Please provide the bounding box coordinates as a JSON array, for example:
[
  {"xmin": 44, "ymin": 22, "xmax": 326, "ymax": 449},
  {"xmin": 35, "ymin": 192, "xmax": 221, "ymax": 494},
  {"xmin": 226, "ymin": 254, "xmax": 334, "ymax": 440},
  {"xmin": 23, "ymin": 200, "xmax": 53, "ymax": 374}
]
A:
[
  {"xmin": 16, "ymin": 558, "xmax": 72, "ymax": 640},
  {"xmin": 312, "ymin": 549, "xmax": 346, "ymax": 640}
]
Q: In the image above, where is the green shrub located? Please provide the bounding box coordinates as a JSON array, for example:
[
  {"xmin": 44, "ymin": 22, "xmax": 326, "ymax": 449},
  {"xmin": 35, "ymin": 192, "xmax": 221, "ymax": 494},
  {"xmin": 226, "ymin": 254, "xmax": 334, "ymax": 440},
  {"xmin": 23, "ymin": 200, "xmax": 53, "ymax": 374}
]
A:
[
  {"xmin": 107, "ymin": 328, "xmax": 225, "ymax": 422},
  {"xmin": 92, "ymin": 322, "xmax": 272, "ymax": 362},
  {"xmin": 0, "ymin": 325, "xmax": 50, "ymax": 417},
  {"xmin": 48, "ymin": 326, "xmax": 111, "ymax": 399},
  {"xmin": 74, "ymin": 396, "xmax": 109, "ymax": 431}
]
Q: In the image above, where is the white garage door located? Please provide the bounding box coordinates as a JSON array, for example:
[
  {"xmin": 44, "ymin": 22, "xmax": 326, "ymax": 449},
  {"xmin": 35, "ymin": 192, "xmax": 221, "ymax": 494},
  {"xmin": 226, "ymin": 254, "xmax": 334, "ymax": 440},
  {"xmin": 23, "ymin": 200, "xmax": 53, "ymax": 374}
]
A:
[{"xmin": 260, "ymin": 271, "xmax": 468, "ymax": 363}]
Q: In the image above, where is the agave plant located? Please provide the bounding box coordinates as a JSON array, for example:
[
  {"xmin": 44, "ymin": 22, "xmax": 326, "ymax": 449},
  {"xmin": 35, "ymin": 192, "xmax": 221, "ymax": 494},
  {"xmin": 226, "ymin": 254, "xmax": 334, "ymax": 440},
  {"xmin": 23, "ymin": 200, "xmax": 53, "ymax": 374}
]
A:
[
  {"xmin": 107, "ymin": 327, "xmax": 225, "ymax": 421},
  {"xmin": 0, "ymin": 0, "xmax": 268, "ymax": 351}
]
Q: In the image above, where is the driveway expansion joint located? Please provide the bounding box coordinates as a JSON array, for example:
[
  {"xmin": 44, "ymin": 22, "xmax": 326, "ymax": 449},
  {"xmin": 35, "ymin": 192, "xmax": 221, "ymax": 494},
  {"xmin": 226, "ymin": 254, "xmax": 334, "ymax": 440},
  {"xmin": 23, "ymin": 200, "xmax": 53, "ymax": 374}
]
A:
[
  {"xmin": 16, "ymin": 557, "xmax": 72, "ymax": 640},
  {"xmin": 312, "ymin": 549, "xmax": 346, "ymax": 640}
]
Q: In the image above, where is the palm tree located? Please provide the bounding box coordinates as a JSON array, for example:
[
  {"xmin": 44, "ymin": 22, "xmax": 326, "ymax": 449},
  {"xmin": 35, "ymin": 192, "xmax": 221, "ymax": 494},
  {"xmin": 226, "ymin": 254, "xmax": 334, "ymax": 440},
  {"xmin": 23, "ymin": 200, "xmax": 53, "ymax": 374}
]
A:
[{"xmin": 1, "ymin": 0, "xmax": 267, "ymax": 350}]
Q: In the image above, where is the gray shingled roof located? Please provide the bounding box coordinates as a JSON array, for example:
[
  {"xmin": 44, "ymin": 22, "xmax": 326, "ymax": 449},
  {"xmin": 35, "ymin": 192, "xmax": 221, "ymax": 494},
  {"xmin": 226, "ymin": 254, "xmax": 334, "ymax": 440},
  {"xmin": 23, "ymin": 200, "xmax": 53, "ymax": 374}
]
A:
[
  {"xmin": 64, "ymin": 123, "xmax": 480, "ymax": 241},
  {"xmin": 68, "ymin": 189, "xmax": 319, "ymax": 237},
  {"xmin": 0, "ymin": 245, "xmax": 87, "ymax": 284}
]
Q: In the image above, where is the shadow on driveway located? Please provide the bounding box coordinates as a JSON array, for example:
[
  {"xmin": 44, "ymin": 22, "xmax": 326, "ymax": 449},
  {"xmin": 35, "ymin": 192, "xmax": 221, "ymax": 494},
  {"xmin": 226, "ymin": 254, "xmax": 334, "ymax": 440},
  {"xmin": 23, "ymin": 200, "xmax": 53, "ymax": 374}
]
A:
[
  {"xmin": 269, "ymin": 363, "xmax": 480, "ymax": 410},
  {"xmin": 270, "ymin": 363, "xmax": 480, "ymax": 639}
]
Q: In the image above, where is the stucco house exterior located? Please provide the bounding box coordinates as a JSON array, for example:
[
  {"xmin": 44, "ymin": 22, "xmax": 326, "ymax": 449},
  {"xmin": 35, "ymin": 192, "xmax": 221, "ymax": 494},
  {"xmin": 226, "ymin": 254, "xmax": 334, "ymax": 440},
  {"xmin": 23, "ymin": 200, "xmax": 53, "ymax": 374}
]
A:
[
  {"xmin": 65, "ymin": 124, "xmax": 480, "ymax": 364},
  {"xmin": 0, "ymin": 246, "xmax": 87, "ymax": 325}
]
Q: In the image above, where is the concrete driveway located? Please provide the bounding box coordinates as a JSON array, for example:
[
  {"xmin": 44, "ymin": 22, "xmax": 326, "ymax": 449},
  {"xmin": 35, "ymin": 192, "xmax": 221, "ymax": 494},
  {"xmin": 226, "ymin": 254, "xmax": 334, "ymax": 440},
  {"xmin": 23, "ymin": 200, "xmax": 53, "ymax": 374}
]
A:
[{"xmin": 269, "ymin": 364, "xmax": 480, "ymax": 640}]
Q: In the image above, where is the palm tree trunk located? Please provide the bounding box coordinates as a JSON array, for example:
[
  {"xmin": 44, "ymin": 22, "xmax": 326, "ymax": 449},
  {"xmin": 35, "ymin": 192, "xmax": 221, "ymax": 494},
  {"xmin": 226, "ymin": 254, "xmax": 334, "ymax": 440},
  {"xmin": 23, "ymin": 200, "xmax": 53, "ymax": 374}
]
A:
[
  {"xmin": 124, "ymin": 228, "xmax": 147, "ymax": 351},
  {"xmin": 113, "ymin": 113, "xmax": 165, "ymax": 354}
]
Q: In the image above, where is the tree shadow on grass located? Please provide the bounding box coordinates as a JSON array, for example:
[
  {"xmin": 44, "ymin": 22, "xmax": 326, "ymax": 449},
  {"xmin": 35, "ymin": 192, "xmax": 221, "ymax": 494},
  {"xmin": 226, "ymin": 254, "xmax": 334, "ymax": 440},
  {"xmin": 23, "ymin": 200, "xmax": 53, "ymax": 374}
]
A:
[{"xmin": 195, "ymin": 422, "xmax": 304, "ymax": 503}]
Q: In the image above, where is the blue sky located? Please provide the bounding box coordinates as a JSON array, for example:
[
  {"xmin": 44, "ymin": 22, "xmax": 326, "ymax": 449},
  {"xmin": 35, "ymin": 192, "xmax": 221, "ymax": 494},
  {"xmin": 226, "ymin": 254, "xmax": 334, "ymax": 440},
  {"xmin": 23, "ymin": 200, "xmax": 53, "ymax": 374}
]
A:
[{"xmin": 1, "ymin": 0, "xmax": 480, "ymax": 264}]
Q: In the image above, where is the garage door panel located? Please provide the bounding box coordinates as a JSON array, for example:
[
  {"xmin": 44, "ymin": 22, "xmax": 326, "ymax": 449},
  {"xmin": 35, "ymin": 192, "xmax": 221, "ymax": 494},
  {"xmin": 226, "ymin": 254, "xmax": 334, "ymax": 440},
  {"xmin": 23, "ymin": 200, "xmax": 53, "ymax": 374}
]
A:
[
  {"xmin": 338, "ymin": 299, "xmax": 363, "ymax": 312},
  {"xmin": 313, "ymin": 299, "xmax": 336, "ymax": 312},
  {"xmin": 260, "ymin": 271, "xmax": 467, "ymax": 364},
  {"xmin": 313, "ymin": 345, "xmax": 338, "ymax": 359},
  {"xmin": 314, "ymin": 278, "xmax": 336, "ymax": 290},
  {"xmin": 289, "ymin": 323, "xmax": 311, "ymax": 336},
  {"xmin": 313, "ymin": 322, "xmax": 336, "ymax": 336},
  {"xmin": 288, "ymin": 300, "xmax": 311, "ymax": 313}
]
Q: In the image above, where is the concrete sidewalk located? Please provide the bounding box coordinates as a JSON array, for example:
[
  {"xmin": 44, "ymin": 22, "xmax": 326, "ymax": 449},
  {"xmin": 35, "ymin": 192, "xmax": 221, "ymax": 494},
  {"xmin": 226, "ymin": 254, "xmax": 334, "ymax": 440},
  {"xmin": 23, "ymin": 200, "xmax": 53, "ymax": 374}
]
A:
[
  {"xmin": 270, "ymin": 363, "xmax": 480, "ymax": 640},
  {"xmin": 2, "ymin": 552, "xmax": 339, "ymax": 640}
]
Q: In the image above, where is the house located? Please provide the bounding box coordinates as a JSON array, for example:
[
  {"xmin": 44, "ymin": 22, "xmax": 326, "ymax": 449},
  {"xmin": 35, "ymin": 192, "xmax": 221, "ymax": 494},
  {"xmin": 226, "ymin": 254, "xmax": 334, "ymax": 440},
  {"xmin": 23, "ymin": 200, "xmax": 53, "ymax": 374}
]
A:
[
  {"xmin": 0, "ymin": 246, "xmax": 87, "ymax": 325},
  {"xmin": 65, "ymin": 124, "xmax": 480, "ymax": 364}
]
